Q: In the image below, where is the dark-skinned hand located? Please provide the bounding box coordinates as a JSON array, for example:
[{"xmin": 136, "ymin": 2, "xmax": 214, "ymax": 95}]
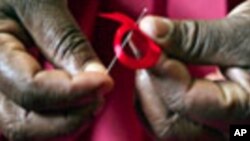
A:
[
  {"xmin": 136, "ymin": 0, "xmax": 250, "ymax": 140},
  {"xmin": 0, "ymin": 0, "xmax": 113, "ymax": 141}
]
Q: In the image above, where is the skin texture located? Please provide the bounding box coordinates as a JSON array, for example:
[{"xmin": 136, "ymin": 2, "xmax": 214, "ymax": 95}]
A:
[
  {"xmin": 0, "ymin": 0, "xmax": 113, "ymax": 141},
  {"xmin": 136, "ymin": 0, "xmax": 250, "ymax": 140}
]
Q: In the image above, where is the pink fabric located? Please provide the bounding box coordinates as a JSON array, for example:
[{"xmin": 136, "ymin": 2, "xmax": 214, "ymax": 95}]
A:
[{"xmin": 168, "ymin": 0, "xmax": 227, "ymax": 19}]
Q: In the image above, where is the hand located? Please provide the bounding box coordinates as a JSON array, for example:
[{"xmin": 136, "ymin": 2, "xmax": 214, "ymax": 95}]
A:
[
  {"xmin": 136, "ymin": 0, "xmax": 250, "ymax": 139},
  {"xmin": 0, "ymin": 0, "xmax": 113, "ymax": 140}
]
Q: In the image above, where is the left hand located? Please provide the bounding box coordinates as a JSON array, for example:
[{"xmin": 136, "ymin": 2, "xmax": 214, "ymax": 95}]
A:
[
  {"xmin": 135, "ymin": 1, "xmax": 250, "ymax": 140},
  {"xmin": 0, "ymin": 0, "xmax": 114, "ymax": 140}
]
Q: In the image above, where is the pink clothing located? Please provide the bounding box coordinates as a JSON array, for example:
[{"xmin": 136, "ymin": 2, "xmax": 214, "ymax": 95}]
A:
[
  {"xmin": 67, "ymin": 1, "xmax": 228, "ymax": 141},
  {"xmin": 0, "ymin": 0, "xmax": 245, "ymax": 141},
  {"xmin": 84, "ymin": 1, "xmax": 226, "ymax": 141}
]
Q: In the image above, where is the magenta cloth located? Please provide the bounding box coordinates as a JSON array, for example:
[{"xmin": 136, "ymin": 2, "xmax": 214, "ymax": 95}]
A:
[
  {"xmin": 0, "ymin": 0, "xmax": 246, "ymax": 141},
  {"xmin": 70, "ymin": 1, "xmax": 227, "ymax": 141}
]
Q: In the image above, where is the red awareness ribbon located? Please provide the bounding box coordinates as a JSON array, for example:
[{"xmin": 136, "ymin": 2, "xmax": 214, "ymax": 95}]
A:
[{"xmin": 100, "ymin": 12, "xmax": 161, "ymax": 69}]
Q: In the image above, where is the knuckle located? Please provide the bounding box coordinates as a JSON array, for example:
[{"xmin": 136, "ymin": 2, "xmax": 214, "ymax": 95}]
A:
[
  {"xmin": 50, "ymin": 25, "xmax": 96, "ymax": 71},
  {"xmin": 0, "ymin": 33, "xmax": 24, "ymax": 51},
  {"xmin": 0, "ymin": 20, "xmax": 19, "ymax": 34},
  {"xmin": 56, "ymin": 27, "xmax": 92, "ymax": 58}
]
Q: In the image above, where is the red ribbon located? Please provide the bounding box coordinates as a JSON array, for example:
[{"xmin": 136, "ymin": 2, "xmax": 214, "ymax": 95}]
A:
[{"xmin": 100, "ymin": 12, "xmax": 161, "ymax": 69}]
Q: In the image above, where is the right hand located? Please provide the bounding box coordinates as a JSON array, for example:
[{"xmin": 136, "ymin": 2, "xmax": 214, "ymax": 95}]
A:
[
  {"xmin": 0, "ymin": 0, "xmax": 114, "ymax": 140},
  {"xmin": 135, "ymin": 0, "xmax": 250, "ymax": 140}
]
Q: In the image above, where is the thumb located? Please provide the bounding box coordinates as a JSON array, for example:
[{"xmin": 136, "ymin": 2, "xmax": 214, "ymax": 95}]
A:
[
  {"xmin": 11, "ymin": 0, "xmax": 104, "ymax": 74},
  {"xmin": 139, "ymin": 1, "xmax": 250, "ymax": 68}
]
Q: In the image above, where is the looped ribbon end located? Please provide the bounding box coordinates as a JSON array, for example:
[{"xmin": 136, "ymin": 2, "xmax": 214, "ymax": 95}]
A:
[{"xmin": 100, "ymin": 12, "xmax": 161, "ymax": 69}]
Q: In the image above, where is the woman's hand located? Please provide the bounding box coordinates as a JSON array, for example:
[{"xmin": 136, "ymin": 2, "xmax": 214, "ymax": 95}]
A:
[
  {"xmin": 136, "ymin": 0, "xmax": 250, "ymax": 140},
  {"xmin": 0, "ymin": 0, "xmax": 113, "ymax": 140}
]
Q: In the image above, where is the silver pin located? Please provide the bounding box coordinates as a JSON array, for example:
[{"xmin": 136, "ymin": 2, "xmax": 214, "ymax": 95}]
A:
[{"xmin": 106, "ymin": 8, "xmax": 148, "ymax": 73}]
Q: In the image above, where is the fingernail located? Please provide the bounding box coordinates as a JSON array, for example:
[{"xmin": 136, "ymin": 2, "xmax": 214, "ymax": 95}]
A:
[
  {"xmin": 84, "ymin": 61, "xmax": 114, "ymax": 96},
  {"xmin": 139, "ymin": 16, "xmax": 174, "ymax": 41},
  {"xmin": 83, "ymin": 61, "xmax": 107, "ymax": 73}
]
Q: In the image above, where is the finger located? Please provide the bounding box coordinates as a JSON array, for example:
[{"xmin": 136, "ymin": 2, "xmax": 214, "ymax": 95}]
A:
[
  {"xmin": 224, "ymin": 67, "xmax": 250, "ymax": 94},
  {"xmin": 0, "ymin": 6, "xmax": 113, "ymax": 110},
  {"xmin": 0, "ymin": 91, "xmax": 99, "ymax": 141},
  {"xmin": 135, "ymin": 69, "xmax": 227, "ymax": 140},
  {"xmin": 139, "ymin": 1, "xmax": 250, "ymax": 67},
  {"xmin": 148, "ymin": 58, "xmax": 250, "ymax": 119},
  {"xmin": 0, "ymin": 33, "xmax": 113, "ymax": 110},
  {"xmin": 10, "ymin": 0, "xmax": 104, "ymax": 74},
  {"xmin": 0, "ymin": 10, "xmax": 31, "ymax": 44},
  {"xmin": 135, "ymin": 70, "xmax": 171, "ymax": 138}
]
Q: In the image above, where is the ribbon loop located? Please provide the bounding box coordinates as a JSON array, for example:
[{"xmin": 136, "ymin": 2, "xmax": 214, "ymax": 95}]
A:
[{"xmin": 101, "ymin": 12, "xmax": 161, "ymax": 69}]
